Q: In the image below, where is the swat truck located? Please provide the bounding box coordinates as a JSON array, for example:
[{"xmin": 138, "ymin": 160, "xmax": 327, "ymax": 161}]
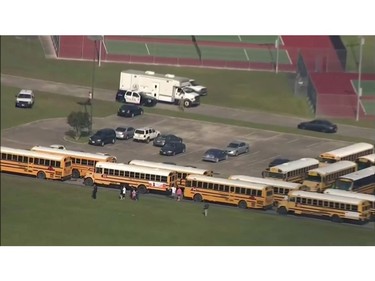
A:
[{"xmin": 117, "ymin": 70, "xmax": 200, "ymax": 108}]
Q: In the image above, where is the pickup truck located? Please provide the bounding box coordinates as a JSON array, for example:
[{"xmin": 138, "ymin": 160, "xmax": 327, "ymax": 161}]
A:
[{"xmin": 15, "ymin": 89, "xmax": 35, "ymax": 108}]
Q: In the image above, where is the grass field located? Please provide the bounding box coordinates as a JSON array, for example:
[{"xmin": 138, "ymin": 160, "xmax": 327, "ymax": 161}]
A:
[
  {"xmin": 341, "ymin": 36, "xmax": 375, "ymax": 73},
  {"xmin": 1, "ymin": 36, "xmax": 310, "ymax": 117},
  {"xmin": 2, "ymin": 174, "xmax": 374, "ymax": 246}
]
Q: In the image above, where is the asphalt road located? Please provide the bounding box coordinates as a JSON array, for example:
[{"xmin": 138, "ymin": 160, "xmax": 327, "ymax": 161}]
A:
[{"xmin": 1, "ymin": 74, "xmax": 374, "ymax": 141}]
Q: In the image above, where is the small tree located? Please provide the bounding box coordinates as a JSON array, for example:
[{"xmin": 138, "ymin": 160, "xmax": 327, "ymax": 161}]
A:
[{"xmin": 67, "ymin": 111, "xmax": 90, "ymax": 140}]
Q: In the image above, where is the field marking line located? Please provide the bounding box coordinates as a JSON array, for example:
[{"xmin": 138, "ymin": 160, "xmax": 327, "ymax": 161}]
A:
[
  {"xmin": 306, "ymin": 141, "xmax": 324, "ymax": 148},
  {"xmin": 238, "ymin": 35, "xmax": 242, "ymax": 42},
  {"xmin": 243, "ymin": 49, "xmax": 249, "ymax": 61},
  {"xmin": 279, "ymin": 36, "xmax": 292, "ymax": 65},
  {"xmin": 145, "ymin": 43, "xmax": 150, "ymax": 55},
  {"xmin": 102, "ymin": 36, "xmax": 108, "ymax": 54}
]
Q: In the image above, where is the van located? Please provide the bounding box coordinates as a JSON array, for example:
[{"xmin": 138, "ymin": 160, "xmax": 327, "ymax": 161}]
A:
[{"xmin": 88, "ymin": 128, "xmax": 116, "ymax": 146}]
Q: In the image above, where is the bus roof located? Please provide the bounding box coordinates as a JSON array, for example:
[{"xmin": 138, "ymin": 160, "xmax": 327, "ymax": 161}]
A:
[
  {"xmin": 229, "ymin": 175, "xmax": 303, "ymax": 189},
  {"xmin": 95, "ymin": 162, "xmax": 175, "ymax": 176},
  {"xmin": 1, "ymin": 146, "xmax": 68, "ymax": 162},
  {"xmin": 31, "ymin": 146, "xmax": 116, "ymax": 161},
  {"xmin": 357, "ymin": 153, "xmax": 375, "ymax": 162},
  {"xmin": 324, "ymin": 189, "xmax": 375, "ymax": 203},
  {"xmin": 307, "ymin": 161, "xmax": 357, "ymax": 176},
  {"xmin": 289, "ymin": 190, "xmax": 366, "ymax": 205},
  {"xmin": 320, "ymin": 143, "xmax": 374, "ymax": 160},
  {"xmin": 269, "ymin": 158, "xmax": 319, "ymax": 173},
  {"xmin": 128, "ymin": 159, "xmax": 211, "ymax": 175},
  {"xmin": 186, "ymin": 174, "xmax": 270, "ymax": 190},
  {"xmin": 336, "ymin": 166, "xmax": 375, "ymax": 181}
]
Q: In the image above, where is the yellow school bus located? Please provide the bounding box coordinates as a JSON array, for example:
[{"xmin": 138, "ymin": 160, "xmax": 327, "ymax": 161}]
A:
[
  {"xmin": 302, "ymin": 160, "xmax": 357, "ymax": 192},
  {"xmin": 356, "ymin": 154, "xmax": 375, "ymax": 170},
  {"xmin": 1, "ymin": 146, "xmax": 72, "ymax": 180},
  {"xmin": 319, "ymin": 142, "xmax": 374, "ymax": 165},
  {"xmin": 83, "ymin": 161, "xmax": 178, "ymax": 193},
  {"xmin": 262, "ymin": 158, "xmax": 319, "ymax": 183},
  {"xmin": 277, "ymin": 190, "xmax": 371, "ymax": 223},
  {"xmin": 184, "ymin": 174, "xmax": 274, "ymax": 209},
  {"xmin": 31, "ymin": 145, "xmax": 117, "ymax": 178},
  {"xmin": 128, "ymin": 159, "xmax": 213, "ymax": 188},
  {"xmin": 228, "ymin": 175, "xmax": 306, "ymax": 206}
]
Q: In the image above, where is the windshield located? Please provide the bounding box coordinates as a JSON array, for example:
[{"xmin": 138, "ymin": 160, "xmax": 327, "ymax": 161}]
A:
[
  {"xmin": 305, "ymin": 175, "xmax": 321, "ymax": 182},
  {"xmin": 116, "ymin": 127, "xmax": 126, "ymax": 132},
  {"xmin": 334, "ymin": 180, "xmax": 353, "ymax": 191},
  {"xmin": 18, "ymin": 94, "xmax": 32, "ymax": 98},
  {"xmin": 227, "ymin": 143, "xmax": 239, "ymax": 148},
  {"xmin": 135, "ymin": 130, "xmax": 145, "ymax": 134},
  {"xmin": 263, "ymin": 171, "xmax": 284, "ymax": 179},
  {"xmin": 190, "ymin": 81, "xmax": 198, "ymax": 86}
]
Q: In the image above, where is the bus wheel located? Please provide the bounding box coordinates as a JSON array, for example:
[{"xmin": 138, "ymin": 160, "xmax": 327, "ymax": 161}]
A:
[
  {"xmin": 84, "ymin": 177, "xmax": 94, "ymax": 186},
  {"xmin": 138, "ymin": 185, "xmax": 147, "ymax": 194},
  {"xmin": 72, "ymin": 169, "xmax": 80, "ymax": 179},
  {"xmin": 37, "ymin": 171, "xmax": 46, "ymax": 180},
  {"xmin": 193, "ymin": 194, "xmax": 202, "ymax": 202},
  {"xmin": 331, "ymin": 215, "xmax": 342, "ymax": 223},
  {"xmin": 238, "ymin": 200, "xmax": 247, "ymax": 209},
  {"xmin": 277, "ymin": 206, "xmax": 288, "ymax": 215}
]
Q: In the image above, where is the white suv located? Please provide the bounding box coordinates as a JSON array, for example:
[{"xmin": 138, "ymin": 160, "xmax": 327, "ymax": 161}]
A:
[
  {"xmin": 15, "ymin": 89, "xmax": 35, "ymax": 108},
  {"xmin": 133, "ymin": 127, "xmax": 160, "ymax": 143}
]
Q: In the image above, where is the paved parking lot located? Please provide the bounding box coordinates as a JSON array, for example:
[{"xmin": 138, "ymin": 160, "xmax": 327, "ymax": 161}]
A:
[{"xmin": 1, "ymin": 113, "xmax": 351, "ymax": 178}]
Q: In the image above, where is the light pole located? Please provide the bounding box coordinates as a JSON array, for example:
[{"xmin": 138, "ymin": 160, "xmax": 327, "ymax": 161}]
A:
[
  {"xmin": 275, "ymin": 36, "xmax": 280, "ymax": 74},
  {"xmin": 356, "ymin": 36, "xmax": 365, "ymax": 122}
]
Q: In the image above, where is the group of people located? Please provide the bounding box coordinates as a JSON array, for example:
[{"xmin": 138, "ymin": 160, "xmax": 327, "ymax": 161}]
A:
[
  {"xmin": 119, "ymin": 184, "xmax": 139, "ymax": 200},
  {"xmin": 170, "ymin": 186, "xmax": 183, "ymax": 201}
]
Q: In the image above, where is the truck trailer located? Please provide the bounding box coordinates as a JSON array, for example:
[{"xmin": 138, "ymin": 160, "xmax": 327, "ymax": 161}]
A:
[{"xmin": 118, "ymin": 70, "xmax": 201, "ymax": 108}]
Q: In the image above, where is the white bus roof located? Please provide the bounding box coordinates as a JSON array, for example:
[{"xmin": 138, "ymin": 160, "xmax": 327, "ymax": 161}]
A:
[
  {"xmin": 95, "ymin": 162, "xmax": 175, "ymax": 177},
  {"xmin": 357, "ymin": 154, "xmax": 375, "ymax": 162},
  {"xmin": 1, "ymin": 146, "xmax": 67, "ymax": 162},
  {"xmin": 31, "ymin": 146, "xmax": 116, "ymax": 161},
  {"xmin": 229, "ymin": 175, "xmax": 302, "ymax": 189},
  {"xmin": 270, "ymin": 158, "xmax": 319, "ymax": 173},
  {"xmin": 129, "ymin": 160, "xmax": 211, "ymax": 175},
  {"xmin": 186, "ymin": 174, "xmax": 270, "ymax": 190},
  {"xmin": 320, "ymin": 143, "xmax": 374, "ymax": 159},
  {"xmin": 307, "ymin": 161, "xmax": 357, "ymax": 176},
  {"xmin": 289, "ymin": 190, "xmax": 366, "ymax": 205},
  {"xmin": 324, "ymin": 189, "xmax": 375, "ymax": 203},
  {"xmin": 336, "ymin": 166, "xmax": 375, "ymax": 181}
]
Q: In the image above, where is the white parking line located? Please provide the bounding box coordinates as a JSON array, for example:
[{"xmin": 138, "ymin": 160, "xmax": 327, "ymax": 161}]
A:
[
  {"xmin": 286, "ymin": 138, "xmax": 299, "ymax": 144},
  {"xmin": 307, "ymin": 142, "xmax": 324, "ymax": 148}
]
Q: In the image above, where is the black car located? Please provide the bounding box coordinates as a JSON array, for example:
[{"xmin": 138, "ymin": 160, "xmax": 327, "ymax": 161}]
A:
[
  {"xmin": 153, "ymin": 134, "xmax": 183, "ymax": 147},
  {"xmin": 117, "ymin": 104, "xmax": 144, "ymax": 118},
  {"xmin": 115, "ymin": 90, "xmax": 157, "ymax": 107},
  {"xmin": 202, "ymin": 148, "xmax": 228, "ymax": 163},
  {"xmin": 88, "ymin": 128, "xmax": 116, "ymax": 146},
  {"xmin": 160, "ymin": 142, "xmax": 186, "ymax": 156},
  {"xmin": 297, "ymin": 119, "xmax": 337, "ymax": 133},
  {"xmin": 268, "ymin": 158, "xmax": 290, "ymax": 168}
]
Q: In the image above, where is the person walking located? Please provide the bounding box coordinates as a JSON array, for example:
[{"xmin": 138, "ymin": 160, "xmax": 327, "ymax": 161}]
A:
[
  {"xmin": 131, "ymin": 189, "xmax": 137, "ymax": 201},
  {"xmin": 176, "ymin": 187, "xmax": 182, "ymax": 202},
  {"xmin": 203, "ymin": 203, "xmax": 209, "ymax": 216},
  {"xmin": 119, "ymin": 185, "xmax": 127, "ymax": 200},
  {"xmin": 170, "ymin": 185, "xmax": 177, "ymax": 200},
  {"xmin": 91, "ymin": 184, "xmax": 98, "ymax": 200}
]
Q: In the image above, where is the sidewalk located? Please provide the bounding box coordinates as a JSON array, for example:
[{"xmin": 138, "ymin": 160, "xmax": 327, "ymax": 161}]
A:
[{"xmin": 1, "ymin": 74, "xmax": 374, "ymax": 141}]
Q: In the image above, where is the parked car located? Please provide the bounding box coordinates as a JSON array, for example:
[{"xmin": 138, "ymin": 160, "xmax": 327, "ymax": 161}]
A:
[
  {"xmin": 133, "ymin": 127, "xmax": 160, "ymax": 143},
  {"xmin": 88, "ymin": 128, "xmax": 116, "ymax": 146},
  {"xmin": 160, "ymin": 142, "xmax": 186, "ymax": 156},
  {"xmin": 117, "ymin": 104, "xmax": 144, "ymax": 118},
  {"xmin": 15, "ymin": 89, "xmax": 34, "ymax": 108},
  {"xmin": 297, "ymin": 119, "xmax": 337, "ymax": 133},
  {"xmin": 115, "ymin": 90, "xmax": 157, "ymax": 107},
  {"xmin": 153, "ymin": 134, "xmax": 183, "ymax": 147},
  {"xmin": 268, "ymin": 158, "xmax": 290, "ymax": 168},
  {"xmin": 115, "ymin": 126, "xmax": 135, "ymax": 140},
  {"xmin": 202, "ymin": 148, "xmax": 228, "ymax": 163},
  {"xmin": 225, "ymin": 140, "xmax": 249, "ymax": 156}
]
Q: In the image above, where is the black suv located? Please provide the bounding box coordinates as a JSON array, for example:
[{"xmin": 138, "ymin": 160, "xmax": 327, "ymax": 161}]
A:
[{"xmin": 88, "ymin": 128, "xmax": 116, "ymax": 146}]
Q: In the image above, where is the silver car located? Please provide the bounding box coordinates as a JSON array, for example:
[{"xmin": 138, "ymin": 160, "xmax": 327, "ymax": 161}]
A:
[
  {"xmin": 115, "ymin": 126, "xmax": 135, "ymax": 140},
  {"xmin": 225, "ymin": 141, "xmax": 249, "ymax": 156}
]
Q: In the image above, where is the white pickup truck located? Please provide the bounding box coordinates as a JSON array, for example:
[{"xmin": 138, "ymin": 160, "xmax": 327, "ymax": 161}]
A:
[{"xmin": 15, "ymin": 89, "xmax": 35, "ymax": 108}]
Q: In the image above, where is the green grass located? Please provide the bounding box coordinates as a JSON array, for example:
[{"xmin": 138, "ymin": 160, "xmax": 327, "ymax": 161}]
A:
[
  {"xmin": 1, "ymin": 36, "xmax": 311, "ymax": 117},
  {"xmin": 2, "ymin": 174, "xmax": 374, "ymax": 246},
  {"xmin": 341, "ymin": 36, "xmax": 375, "ymax": 73},
  {"xmin": 1, "ymin": 85, "xmax": 119, "ymax": 129}
]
